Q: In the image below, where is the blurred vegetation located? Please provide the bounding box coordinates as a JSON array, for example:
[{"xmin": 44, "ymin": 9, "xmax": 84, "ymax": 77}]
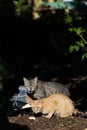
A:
[
  {"xmin": 13, "ymin": 0, "xmax": 29, "ymax": 16},
  {"xmin": 0, "ymin": 0, "xmax": 87, "ymax": 84},
  {"xmin": 11, "ymin": 0, "xmax": 87, "ymax": 59},
  {"xmin": 64, "ymin": 7, "xmax": 87, "ymax": 60}
]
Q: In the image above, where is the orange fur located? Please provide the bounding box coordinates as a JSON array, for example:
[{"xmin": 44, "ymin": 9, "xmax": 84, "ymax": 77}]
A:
[{"xmin": 26, "ymin": 94, "xmax": 78, "ymax": 118}]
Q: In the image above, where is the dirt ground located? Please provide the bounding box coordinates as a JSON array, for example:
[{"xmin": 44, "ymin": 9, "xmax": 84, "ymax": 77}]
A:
[{"xmin": 7, "ymin": 108, "xmax": 87, "ymax": 130}]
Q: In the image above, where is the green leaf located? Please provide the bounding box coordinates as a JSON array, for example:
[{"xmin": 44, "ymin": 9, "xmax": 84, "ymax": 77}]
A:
[
  {"xmin": 74, "ymin": 45, "xmax": 80, "ymax": 51},
  {"xmin": 68, "ymin": 28, "xmax": 74, "ymax": 32},
  {"xmin": 82, "ymin": 53, "xmax": 87, "ymax": 60},
  {"xmin": 76, "ymin": 40, "xmax": 85, "ymax": 48},
  {"xmin": 75, "ymin": 27, "xmax": 85, "ymax": 35},
  {"xmin": 69, "ymin": 45, "xmax": 74, "ymax": 53},
  {"xmin": 65, "ymin": 15, "xmax": 73, "ymax": 24},
  {"xmin": 69, "ymin": 45, "xmax": 80, "ymax": 53}
]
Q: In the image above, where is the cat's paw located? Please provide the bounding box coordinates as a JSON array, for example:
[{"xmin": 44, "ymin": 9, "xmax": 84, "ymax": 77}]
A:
[
  {"xmin": 45, "ymin": 115, "xmax": 52, "ymax": 119},
  {"xmin": 42, "ymin": 115, "xmax": 51, "ymax": 118}
]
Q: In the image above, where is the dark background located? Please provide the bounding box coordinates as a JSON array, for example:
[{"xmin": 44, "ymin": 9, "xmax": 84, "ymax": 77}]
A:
[{"xmin": 0, "ymin": 1, "xmax": 87, "ymax": 129}]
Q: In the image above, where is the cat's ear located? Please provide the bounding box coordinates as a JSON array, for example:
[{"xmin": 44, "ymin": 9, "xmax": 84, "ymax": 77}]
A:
[
  {"xmin": 23, "ymin": 77, "xmax": 28, "ymax": 82},
  {"xmin": 33, "ymin": 77, "xmax": 38, "ymax": 85}
]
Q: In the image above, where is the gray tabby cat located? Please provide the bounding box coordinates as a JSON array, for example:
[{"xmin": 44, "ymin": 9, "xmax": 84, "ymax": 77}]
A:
[{"xmin": 23, "ymin": 77, "xmax": 70, "ymax": 99}]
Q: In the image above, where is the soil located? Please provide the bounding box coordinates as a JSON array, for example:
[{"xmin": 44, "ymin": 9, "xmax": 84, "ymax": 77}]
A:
[{"xmin": 7, "ymin": 108, "xmax": 87, "ymax": 130}]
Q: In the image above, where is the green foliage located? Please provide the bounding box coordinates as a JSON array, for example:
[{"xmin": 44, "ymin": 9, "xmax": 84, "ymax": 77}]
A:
[
  {"xmin": 65, "ymin": 15, "xmax": 73, "ymax": 23},
  {"xmin": 13, "ymin": 0, "xmax": 87, "ymax": 61},
  {"xmin": 69, "ymin": 45, "xmax": 80, "ymax": 53},
  {"xmin": 82, "ymin": 52, "xmax": 87, "ymax": 60},
  {"xmin": 68, "ymin": 26, "xmax": 86, "ymax": 55},
  {"xmin": 69, "ymin": 40, "xmax": 85, "ymax": 53},
  {"xmin": 69, "ymin": 27, "xmax": 86, "ymax": 36},
  {"xmin": 13, "ymin": 0, "xmax": 29, "ymax": 16},
  {"xmin": 65, "ymin": 9, "xmax": 87, "ymax": 60}
]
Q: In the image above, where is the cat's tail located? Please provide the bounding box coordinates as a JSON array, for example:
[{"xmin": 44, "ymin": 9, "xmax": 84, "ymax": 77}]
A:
[
  {"xmin": 73, "ymin": 108, "xmax": 84, "ymax": 117},
  {"xmin": 73, "ymin": 109, "xmax": 87, "ymax": 118},
  {"xmin": 73, "ymin": 109, "xmax": 78, "ymax": 115}
]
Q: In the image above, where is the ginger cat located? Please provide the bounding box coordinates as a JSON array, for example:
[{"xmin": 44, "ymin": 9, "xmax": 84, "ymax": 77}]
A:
[{"xmin": 26, "ymin": 93, "xmax": 78, "ymax": 118}]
